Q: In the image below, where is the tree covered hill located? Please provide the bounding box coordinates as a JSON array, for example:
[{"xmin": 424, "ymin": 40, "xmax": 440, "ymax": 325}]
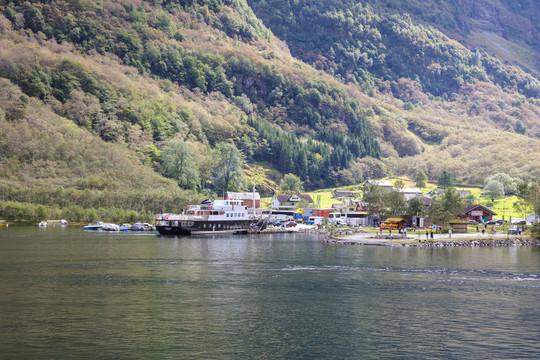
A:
[{"xmin": 0, "ymin": 0, "xmax": 539, "ymax": 215}]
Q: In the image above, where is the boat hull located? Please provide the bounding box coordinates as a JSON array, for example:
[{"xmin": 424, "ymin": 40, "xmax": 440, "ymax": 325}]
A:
[
  {"xmin": 155, "ymin": 225, "xmax": 192, "ymax": 236},
  {"xmin": 83, "ymin": 226, "xmax": 102, "ymax": 231},
  {"xmin": 156, "ymin": 219, "xmax": 255, "ymax": 236}
]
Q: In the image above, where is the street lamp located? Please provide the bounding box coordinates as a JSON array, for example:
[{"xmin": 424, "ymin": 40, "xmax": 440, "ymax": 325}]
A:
[{"xmin": 503, "ymin": 200, "xmax": 506, "ymax": 230}]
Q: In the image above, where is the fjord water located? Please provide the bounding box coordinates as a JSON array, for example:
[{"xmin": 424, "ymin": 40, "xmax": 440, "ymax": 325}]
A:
[{"xmin": 0, "ymin": 226, "xmax": 538, "ymax": 359}]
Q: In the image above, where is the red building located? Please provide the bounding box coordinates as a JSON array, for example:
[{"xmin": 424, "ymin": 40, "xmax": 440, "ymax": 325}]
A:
[
  {"xmin": 463, "ymin": 204, "xmax": 497, "ymax": 222},
  {"xmin": 224, "ymin": 192, "xmax": 261, "ymax": 208},
  {"xmin": 312, "ymin": 208, "xmax": 335, "ymax": 218}
]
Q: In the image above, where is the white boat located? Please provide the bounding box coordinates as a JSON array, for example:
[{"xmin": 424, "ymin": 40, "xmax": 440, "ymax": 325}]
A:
[
  {"xmin": 131, "ymin": 223, "xmax": 154, "ymax": 231},
  {"xmin": 101, "ymin": 223, "xmax": 120, "ymax": 231},
  {"xmin": 155, "ymin": 199, "xmax": 257, "ymax": 235},
  {"xmin": 38, "ymin": 221, "xmax": 47, "ymax": 227},
  {"xmin": 119, "ymin": 223, "xmax": 132, "ymax": 231},
  {"xmin": 83, "ymin": 221, "xmax": 104, "ymax": 231}
]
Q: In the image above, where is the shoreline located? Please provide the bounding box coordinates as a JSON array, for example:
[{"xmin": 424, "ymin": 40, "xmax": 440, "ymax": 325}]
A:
[{"xmin": 326, "ymin": 232, "xmax": 540, "ymax": 247}]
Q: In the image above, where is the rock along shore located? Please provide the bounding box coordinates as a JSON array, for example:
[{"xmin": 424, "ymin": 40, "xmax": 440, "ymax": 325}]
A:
[{"xmin": 325, "ymin": 231, "xmax": 540, "ymax": 247}]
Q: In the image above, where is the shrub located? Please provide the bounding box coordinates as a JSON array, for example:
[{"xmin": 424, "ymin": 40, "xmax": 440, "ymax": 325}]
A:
[{"xmin": 531, "ymin": 222, "xmax": 540, "ymax": 239}]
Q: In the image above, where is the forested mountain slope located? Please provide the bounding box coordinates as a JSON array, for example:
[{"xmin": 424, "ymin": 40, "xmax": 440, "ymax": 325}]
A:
[
  {"xmin": 247, "ymin": 0, "xmax": 540, "ymax": 181},
  {"xmin": 370, "ymin": 0, "xmax": 540, "ymax": 76},
  {"xmin": 0, "ymin": 0, "xmax": 539, "ymax": 215}
]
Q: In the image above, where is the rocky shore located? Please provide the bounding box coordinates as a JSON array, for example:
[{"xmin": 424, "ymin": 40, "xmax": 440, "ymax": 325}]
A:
[
  {"xmin": 325, "ymin": 231, "xmax": 540, "ymax": 247},
  {"xmin": 291, "ymin": 225, "xmax": 540, "ymax": 247},
  {"xmin": 404, "ymin": 238, "xmax": 540, "ymax": 247}
]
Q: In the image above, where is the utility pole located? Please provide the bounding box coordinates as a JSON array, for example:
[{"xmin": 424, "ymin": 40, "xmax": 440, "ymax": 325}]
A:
[{"xmin": 252, "ymin": 179, "xmax": 256, "ymax": 217}]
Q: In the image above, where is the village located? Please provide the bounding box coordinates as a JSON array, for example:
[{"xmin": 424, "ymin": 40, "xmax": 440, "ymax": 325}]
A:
[{"xmin": 223, "ymin": 179, "xmax": 538, "ymax": 239}]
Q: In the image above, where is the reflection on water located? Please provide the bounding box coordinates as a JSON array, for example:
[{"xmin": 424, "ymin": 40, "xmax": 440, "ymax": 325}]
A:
[{"xmin": 0, "ymin": 226, "xmax": 539, "ymax": 359}]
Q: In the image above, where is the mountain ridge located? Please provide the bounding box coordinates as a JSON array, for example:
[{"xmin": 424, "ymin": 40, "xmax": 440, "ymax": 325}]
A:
[{"xmin": 0, "ymin": 0, "xmax": 539, "ymax": 215}]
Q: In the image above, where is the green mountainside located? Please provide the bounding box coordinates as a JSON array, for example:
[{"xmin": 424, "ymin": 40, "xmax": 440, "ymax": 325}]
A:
[{"xmin": 0, "ymin": 0, "xmax": 539, "ymax": 218}]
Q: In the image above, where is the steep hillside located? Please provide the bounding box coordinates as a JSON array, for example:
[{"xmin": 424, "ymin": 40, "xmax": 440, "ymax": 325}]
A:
[
  {"xmin": 247, "ymin": 0, "xmax": 540, "ymax": 181},
  {"xmin": 0, "ymin": 0, "xmax": 382, "ymax": 195},
  {"xmin": 0, "ymin": 0, "xmax": 539, "ymax": 216},
  {"xmin": 372, "ymin": 0, "xmax": 540, "ymax": 75},
  {"xmin": 248, "ymin": 0, "xmax": 540, "ymax": 98}
]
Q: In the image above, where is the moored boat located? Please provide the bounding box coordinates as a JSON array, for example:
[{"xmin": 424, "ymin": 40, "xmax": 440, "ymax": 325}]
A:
[
  {"xmin": 119, "ymin": 223, "xmax": 132, "ymax": 231},
  {"xmin": 131, "ymin": 223, "xmax": 154, "ymax": 231},
  {"xmin": 155, "ymin": 199, "xmax": 257, "ymax": 236},
  {"xmin": 83, "ymin": 221, "xmax": 104, "ymax": 231},
  {"xmin": 101, "ymin": 223, "xmax": 120, "ymax": 231}
]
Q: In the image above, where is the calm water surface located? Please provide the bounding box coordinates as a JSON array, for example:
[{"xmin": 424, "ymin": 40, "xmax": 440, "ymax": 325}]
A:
[{"xmin": 0, "ymin": 226, "xmax": 539, "ymax": 359}]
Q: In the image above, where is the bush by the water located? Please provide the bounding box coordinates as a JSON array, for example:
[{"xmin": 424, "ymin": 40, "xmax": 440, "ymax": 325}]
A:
[
  {"xmin": 0, "ymin": 200, "xmax": 154, "ymax": 224},
  {"xmin": 531, "ymin": 222, "xmax": 540, "ymax": 239}
]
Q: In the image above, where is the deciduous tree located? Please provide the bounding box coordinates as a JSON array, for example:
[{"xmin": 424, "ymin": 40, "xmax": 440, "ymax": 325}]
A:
[
  {"xmin": 362, "ymin": 183, "xmax": 384, "ymax": 216},
  {"xmin": 484, "ymin": 179, "xmax": 504, "ymax": 202},
  {"xmin": 428, "ymin": 187, "xmax": 464, "ymax": 226},
  {"xmin": 279, "ymin": 173, "xmax": 304, "ymax": 194},
  {"xmin": 212, "ymin": 142, "xmax": 245, "ymax": 196},
  {"xmin": 407, "ymin": 196, "xmax": 425, "ymax": 217},
  {"xmin": 160, "ymin": 139, "xmax": 200, "ymax": 190}
]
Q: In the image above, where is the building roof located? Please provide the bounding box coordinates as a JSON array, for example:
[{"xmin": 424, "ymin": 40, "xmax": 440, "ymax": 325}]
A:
[
  {"xmin": 275, "ymin": 194, "xmax": 314, "ymax": 203},
  {"xmin": 417, "ymin": 196, "xmax": 437, "ymax": 206},
  {"xmin": 333, "ymin": 189, "xmax": 354, "ymax": 197},
  {"xmin": 464, "ymin": 204, "xmax": 497, "ymax": 215},
  {"xmin": 385, "ymin": 218, "xmax": 404, "ymax": 222},
  {"xmin": 225, "ymin": 192, "xmax": 261, "ymax": 200},
  {"xmin": 343, "ymin": 198, "xmax": 360, "ymax": 206},
  {"xmin": 395, "ymin": 188, "xmax": 423, "ymax": 194},
  {"xmin": 298, "ymin": 194, "xmax": 314, "ymax": 203},
  {"xmin": 366, "ymin": 180, "xmax": 393, "ymax": 187},
  {"xmin": 276, "ymin": 195, "xmax": 290, "ymax": 202}
]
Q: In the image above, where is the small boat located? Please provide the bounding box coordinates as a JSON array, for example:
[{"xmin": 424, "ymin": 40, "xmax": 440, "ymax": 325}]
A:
[
  {"xmin": 119, "ymin": 223, "xmax": 132, "ymax": 231},
  {"xmin": 131, "ymin": 223, "xmax": 154, "ymax": 231},
  {"xmin": 101, "ymin": 223, "xmax": 120, "ymax": 231},
  {"xmin": 83, "ymin": 221, "xmax": 104, "ymax": 231},
  {"xmin": 45, "ymin": 219, "xmax": 69, "ymax": 226},
  {"xmin": 38, "ymin": 221, "xmax": 47, "ymax": 227}
]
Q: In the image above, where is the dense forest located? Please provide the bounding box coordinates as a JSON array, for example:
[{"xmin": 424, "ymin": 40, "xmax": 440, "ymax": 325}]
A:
[{"xmin": 0, "ymin": 0, "xmax": 539, "ymax": 221}]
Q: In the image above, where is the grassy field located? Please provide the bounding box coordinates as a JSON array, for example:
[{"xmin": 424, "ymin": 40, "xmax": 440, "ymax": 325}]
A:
[{"xmin": 262, "ymin": 177, "xmax": 526, "ymax": 220}]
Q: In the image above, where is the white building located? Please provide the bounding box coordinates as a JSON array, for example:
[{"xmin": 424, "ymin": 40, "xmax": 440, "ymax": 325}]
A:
[{"xmin": 395, "ymin": 188, "xmax": 423, "ymax": 201}]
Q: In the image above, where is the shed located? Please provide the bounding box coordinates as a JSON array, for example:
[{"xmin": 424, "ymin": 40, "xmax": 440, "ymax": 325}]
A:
[
  {"xmin": 449, "ymin": 220, "xmax": 468, "ymax": 233},
  {"xmin": 381, "ymin": 217, "xmax": 407, "ymax": 230}
]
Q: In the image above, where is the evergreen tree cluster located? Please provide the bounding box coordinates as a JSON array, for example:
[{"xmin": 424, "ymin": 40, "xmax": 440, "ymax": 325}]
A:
[{"xmin": 248, "ymin": 118, "xmax": 380, "ymax": 188}]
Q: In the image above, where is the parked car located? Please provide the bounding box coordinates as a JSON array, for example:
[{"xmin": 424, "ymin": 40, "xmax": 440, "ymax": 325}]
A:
[
  {"xmin": 468, "ymin": 220, "xmax": 479, "ymax": 225},
  {"xmin": 284, "ymin": 221, "xmax": 297, "ymax": 227},
  {"xmin": 507, "ymin": 226, "xmax": 520, "ymax": 235}
]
